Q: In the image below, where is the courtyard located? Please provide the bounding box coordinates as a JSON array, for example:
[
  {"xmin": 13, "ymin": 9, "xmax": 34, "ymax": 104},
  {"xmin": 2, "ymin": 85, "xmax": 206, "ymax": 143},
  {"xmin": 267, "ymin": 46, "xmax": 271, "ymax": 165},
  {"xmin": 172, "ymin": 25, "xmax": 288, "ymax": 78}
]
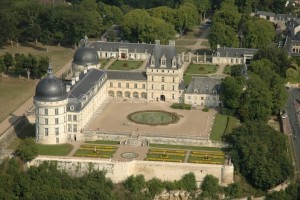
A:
[{"xmin": 87, "ymin": 101, "xmax": 216, "ymax": 138}]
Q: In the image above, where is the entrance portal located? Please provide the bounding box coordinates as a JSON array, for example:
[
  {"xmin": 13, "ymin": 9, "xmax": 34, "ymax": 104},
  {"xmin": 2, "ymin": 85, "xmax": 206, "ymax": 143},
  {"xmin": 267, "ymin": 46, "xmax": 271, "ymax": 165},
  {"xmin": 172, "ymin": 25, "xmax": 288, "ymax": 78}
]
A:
[
  {"xmin": 160, "ymin": 95, "xmax": 165, "ymax": 101},
  {"xmin": 121, "ymin": 53, "xmax": 126, "ymax": 59}
]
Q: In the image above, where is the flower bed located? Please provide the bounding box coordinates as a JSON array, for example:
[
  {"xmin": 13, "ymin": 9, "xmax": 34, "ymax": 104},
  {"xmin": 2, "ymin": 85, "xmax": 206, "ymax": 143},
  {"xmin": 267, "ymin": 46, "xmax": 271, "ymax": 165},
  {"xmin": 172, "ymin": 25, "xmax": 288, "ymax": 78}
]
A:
[
  {"xmin": 188, "ymin": 150, "xmax": 225, "ymax": 165},
  {"xmin": 146, "ymin": 148, "xmax": 186, "ymax": 162},
  {"xmin": 73, "ymin": 144, "xmax": 117, "ymax": 158}
]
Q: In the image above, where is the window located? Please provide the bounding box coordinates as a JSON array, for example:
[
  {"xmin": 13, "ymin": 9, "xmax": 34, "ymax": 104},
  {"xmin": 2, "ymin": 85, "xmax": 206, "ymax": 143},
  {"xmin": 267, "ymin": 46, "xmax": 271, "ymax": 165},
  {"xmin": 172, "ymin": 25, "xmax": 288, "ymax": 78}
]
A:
[
  {"xmin": 151, "ymin": 84, "xmax": 154, "ymax": 90},
  {"xmin": 68, "ymin": 115, "xmax": 72, "ymax": 121},
  {"xmin": 68, "ymin": 124, "xmax": 72, "ymax": 132},
  {"xmin": 142, "ymin": 84, "xmax": 145, "ymax": 89},
  {"xmin": 172, "ymin": 85, "xmax": 175, "ymax": 91},
  {"xmin": 55, "ymin": 128, "xmax": 59, "ymax": 136},
  {"xmin": 172, "ymin": 94, "xmax": 174, "ymax": 99},
  {"xmin": 173, "ymin": 77, "xmax": 175, "ymax": 82},
  {"xmin": 134, "ymin": 83, "xmax": 137, "ymax": 88},
  {"xmin": 73, "ymin": 115, "xmax": 77, "ymax": 121},
  {"xmin": 55, "ymin": 109, "xmax": 58, "ymax": 115},
  {"xmin": 45, "ymin": 118, "xmax": 48, "ymax": 125},
  {"xmin": 55, "ymin": 118, "xmax": 59, "ymax": 124},
  {"xmin": 151, "ymin": 76, "xmax": 154, "ymax": 81},
  {"xmin": 45, "ymin": 109, "xmax": 48, "ymax": 115},
  {"xmin": 73, "ymin": 125, "xmax": 77, "ymax": 132},
  {"xmin": 56, "ymin": 138, "xmax": 59, "ymax": 144},
  {"xmin": 161, "ymin": 85, "xmax": 164, "ymax": 90},
  {"xmin": 118, "ymin": 82, "xmax": 121, "ymax": 88},
  {"xmin": 126, "ymin": 83, "xmax": 129, "ymax": 88},
  {"xmin": 110, "ymin": 82, "xmax": 113, "ymax": 87},
  {"xmin": 45, "ymin": 128, "xmax": 48, "ymax": 136},
  {"xmin": 201, "ymin": 97, "xmax": 204, "ymax": 100},
  {"xmin": 162, "ymin": 77, "xmax": 165, "ymax": 82}
]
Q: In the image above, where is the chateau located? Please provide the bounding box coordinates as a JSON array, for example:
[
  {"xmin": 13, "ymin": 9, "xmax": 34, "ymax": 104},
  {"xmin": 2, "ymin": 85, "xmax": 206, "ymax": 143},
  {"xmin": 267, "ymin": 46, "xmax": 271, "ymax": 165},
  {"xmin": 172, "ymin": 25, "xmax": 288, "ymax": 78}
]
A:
[{"xmin": 34, "ymin": 40, "xmax": 221, "ymax": 144}]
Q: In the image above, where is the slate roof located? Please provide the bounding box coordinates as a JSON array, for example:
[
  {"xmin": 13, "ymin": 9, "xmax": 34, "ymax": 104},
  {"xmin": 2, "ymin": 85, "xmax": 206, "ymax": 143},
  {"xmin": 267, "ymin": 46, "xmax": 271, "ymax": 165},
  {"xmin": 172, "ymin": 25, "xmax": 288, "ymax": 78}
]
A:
[
  {"xmin": 91, "ymin": 41, "xmax": 154, "ymax": 54},
  {"xmin": 67, "ymin": 69, "xmax": 106, "ymax": 111},
  {"xmin": 152, "ymin": 44, "xmax": 178, "ymax": 69},
  {"xmin": 107, "ymin": 70, "xmax": 147, "ymax": 81},
  {"xmin": 256, "ymin": 11, "xmax": 275, "ymax": 17},
  {"xmin": 283, "ymin": 36, "xmax": 300, "ymax": 56},
  {"xmin": 213, "ymin": 47, "xmax": 258, "ymax": 58},
  {"xmin": 186, "ymin": 77, "xmax": 222, "ymax": 95}
]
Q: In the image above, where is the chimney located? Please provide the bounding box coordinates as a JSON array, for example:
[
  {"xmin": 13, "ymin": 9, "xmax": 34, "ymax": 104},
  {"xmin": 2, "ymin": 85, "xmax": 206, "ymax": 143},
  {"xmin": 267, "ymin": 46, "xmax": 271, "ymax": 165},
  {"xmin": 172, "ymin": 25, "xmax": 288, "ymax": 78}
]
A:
[
  {"xmin": 71, "ymin": 77, "xmax": 75, "ymax": 85},
  {"xmin": 75, "ymin": 73, "xmax": 79, "ymax": 82},
  {"xmin": 66, "ymin": 84, "xmax": 71, "ymax": 92}
]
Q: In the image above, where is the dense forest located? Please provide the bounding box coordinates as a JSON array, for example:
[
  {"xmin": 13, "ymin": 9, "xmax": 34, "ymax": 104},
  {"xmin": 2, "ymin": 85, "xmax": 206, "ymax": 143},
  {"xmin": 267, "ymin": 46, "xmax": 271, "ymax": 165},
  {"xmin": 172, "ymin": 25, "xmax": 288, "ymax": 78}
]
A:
[{"xmin": 0, "ymin": 0, "xmax": 294, "ymax": 47}]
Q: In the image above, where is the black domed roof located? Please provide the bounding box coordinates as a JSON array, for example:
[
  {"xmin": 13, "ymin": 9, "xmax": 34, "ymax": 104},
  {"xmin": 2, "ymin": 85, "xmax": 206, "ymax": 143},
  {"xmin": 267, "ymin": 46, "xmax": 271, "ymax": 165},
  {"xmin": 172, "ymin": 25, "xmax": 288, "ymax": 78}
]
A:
[
  {"xmin": 35, "ymin": 65, "xmax": 67, "ymax": 102},
  {"xmin": 73, "ymin": 45, "xmax": 99, "ymax": 65}
]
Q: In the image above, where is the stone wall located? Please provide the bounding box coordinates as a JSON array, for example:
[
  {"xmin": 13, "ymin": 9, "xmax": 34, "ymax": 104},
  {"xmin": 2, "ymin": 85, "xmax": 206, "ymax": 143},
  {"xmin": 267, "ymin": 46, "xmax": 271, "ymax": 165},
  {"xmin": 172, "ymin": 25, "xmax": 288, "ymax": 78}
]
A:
[{"xmin": 28, "ymin": 156, "xmax": 234, "ymax": 185}]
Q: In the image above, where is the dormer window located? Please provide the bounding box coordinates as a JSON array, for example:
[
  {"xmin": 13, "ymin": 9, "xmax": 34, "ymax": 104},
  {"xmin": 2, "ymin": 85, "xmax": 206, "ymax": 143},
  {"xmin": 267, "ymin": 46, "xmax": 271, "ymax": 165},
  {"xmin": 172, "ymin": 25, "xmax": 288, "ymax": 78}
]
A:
[
  {"xmin": 217, "ymin": 52, "xmax": 220, "ymax": 57},
  {"xmin": 172, "ymin": 57, "xmax": 176, "ymax": 68},
  {"xmin": 150, "ymin": 56, "xmax": 155, "ymax": 67},
  {"xmin": 161, "ymin": 55, "xmax": 166, "ymax": 67}
]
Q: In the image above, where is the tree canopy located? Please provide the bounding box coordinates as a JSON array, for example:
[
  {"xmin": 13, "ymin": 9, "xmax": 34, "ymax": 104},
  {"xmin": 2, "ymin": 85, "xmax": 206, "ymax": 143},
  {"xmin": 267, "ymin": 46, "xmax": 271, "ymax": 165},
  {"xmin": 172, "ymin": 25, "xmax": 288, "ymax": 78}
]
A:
[{"xmin": 228, "ymin": 122, "xmax": 293, "ymax": 190}]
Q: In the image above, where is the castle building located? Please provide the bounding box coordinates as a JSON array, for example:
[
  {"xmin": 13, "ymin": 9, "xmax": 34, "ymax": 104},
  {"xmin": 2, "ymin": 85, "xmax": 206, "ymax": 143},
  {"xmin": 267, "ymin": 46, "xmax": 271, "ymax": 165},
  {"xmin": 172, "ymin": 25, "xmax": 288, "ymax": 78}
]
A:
[{"xmin": 34, "ymin": 41, "xmax": 221, "ymax": 144}]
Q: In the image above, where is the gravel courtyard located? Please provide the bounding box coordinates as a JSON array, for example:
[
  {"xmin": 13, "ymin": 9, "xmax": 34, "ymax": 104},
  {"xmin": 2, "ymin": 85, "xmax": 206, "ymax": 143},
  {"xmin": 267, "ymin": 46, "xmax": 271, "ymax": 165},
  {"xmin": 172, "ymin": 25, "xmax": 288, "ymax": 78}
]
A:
[{"xmin": 88, "ymin": 101, "xmax": 216, "ymax": 138}]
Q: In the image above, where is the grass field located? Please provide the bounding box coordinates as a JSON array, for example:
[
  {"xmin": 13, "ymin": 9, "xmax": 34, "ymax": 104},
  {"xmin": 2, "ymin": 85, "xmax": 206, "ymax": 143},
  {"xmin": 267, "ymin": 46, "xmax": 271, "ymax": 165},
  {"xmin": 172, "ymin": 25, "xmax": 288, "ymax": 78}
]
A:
[
  {"xmin": 0, "ymin": 78, "xmax": 36, "ymax": 122},
  {"xmin": 100, "ymin": 59, "xmax": 109, "ymax": 69},
  {"xmin": 149, "ymin": 143, "xmax": 226, "ymax": 152},
  {"xmin": 201, "ymin": 41, "xmax": 210, "ymax": 47},
  {"xmin": 210, "ymin": 114, "xmax": 240, "ymax": 141},
  {"xmin": 37, "ymin": 144, "xmax": 74, "ymax": 156},
  {"xmin": 210, "ymin": 113, "xmax": 228, "ymax": 141},
  {"xmin": 175, "ymin": 46, "xmax": 191, "ymax": 53},
  {"xmin": 223, "ymin": 65, "xmax": 232, "ymax": 75},
  {"xmin": 175, "ymin": 39, "xmax": 197, "ymax": 46},
  {"xmin": 108, "ymin": 60, "xmax": 143, "ymax": 70},
  {"xmin": 185, "ymin": 64, "xmax": 218, "ymax": 75}
]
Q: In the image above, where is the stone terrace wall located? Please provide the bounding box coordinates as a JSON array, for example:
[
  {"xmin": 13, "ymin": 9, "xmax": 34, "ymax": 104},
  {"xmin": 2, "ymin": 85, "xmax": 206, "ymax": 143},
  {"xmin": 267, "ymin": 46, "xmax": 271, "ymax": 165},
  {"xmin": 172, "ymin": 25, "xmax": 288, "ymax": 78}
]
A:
[{"xmin": 28, "ymin": 156, "xmax": 234, "ymax": 185}]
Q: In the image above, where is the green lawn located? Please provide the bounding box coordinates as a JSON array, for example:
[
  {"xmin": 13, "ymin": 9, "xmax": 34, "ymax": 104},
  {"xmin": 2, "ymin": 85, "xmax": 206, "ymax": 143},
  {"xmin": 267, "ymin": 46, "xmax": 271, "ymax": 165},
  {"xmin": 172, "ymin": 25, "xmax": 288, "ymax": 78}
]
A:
[
  {"xmin": 149, "ymin": 143, "xmax": 226, "ymax": 152},
  {"xmin": 37, "ymin": 144, "xmax": 74, "ymax": 156},
  {"xmin": 210, "ymin": 113, "xmax": 228, "ymax": 141},
  {"xmin": 175, "ymin": 39, "xmax": 197, "ymax": 46},
  {"xmin": 223, "ymin": 65, "xmax": 232, "ymax": 75},
  {"xmin": 100, "ymin": 59, "xmax": 109, "ymax": 68},
  {"xmin": 182, "ymin": 29, "xmax": 201, "ymax": 39},
  {"xmin": 108, "ymin": 60, "xmax": 142, "ymax": 70},
  {"xmin": 175, "ymin": 46, "xmax": 191, "ymax": 53},
  {"xmin": 85, "ymin": 140, "xmax": 119, "ymax": 145},
  {"xmin": 201, "ymin": 41, "xmax": 210, "ymax": 47},
  {"xmin": 185, "ymin": 64, "xmax": 218, "ymax": 75}
]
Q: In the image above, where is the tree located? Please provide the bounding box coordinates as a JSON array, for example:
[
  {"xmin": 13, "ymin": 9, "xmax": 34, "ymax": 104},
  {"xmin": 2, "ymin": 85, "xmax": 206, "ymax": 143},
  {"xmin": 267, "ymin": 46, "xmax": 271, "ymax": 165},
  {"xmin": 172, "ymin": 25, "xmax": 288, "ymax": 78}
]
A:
[
  {"xmin": 225, "ymin": 183, "xmax": 244, "ymax": 199},
  {"xmin": 228, "ymin": 122, "xmax": 293, "ymax": 190},
  {"xmin": 242, "ymin": 17, "xmax": 275, "ymax": 49},
  {"xmin": 175, "ymin": 2, "xmax": 199, "ymax": 35},
  {"xmin": 239, "ymin": 75, "xmax": 273, "ymax": 122},
  {"xmin": 209, "ymin": 22, "xmax": 239, "ymax": 49},
  {"xmin": 230, "ymin": 65, "xmax": 244, "ymax": 77},
  {"xmin": 180, "ymin": 172, "xmax": 197, "ymax": 192},
  {"xmin": 147, "ymin": 178, "xmax": 164, "ymax": 198},
  {"xmin": 200, "ymin": 175, "xmax": 221, "ymax": 199},
  {"xmin": 16, "ymin": 138, "xmax": 38, "ymax": 162},
  {"xmin": 148, "ymin": 6, "xmax": 177, "ymax": 26},
  {"xmin": 3, "ymin": 52, "xmax": 13, "ymax": 72},
  {"xmin": 253, "ymin": 47, "xmax": 290, "ymax": 77},
  {"xmin": 220, "ymin": 76, "xmax": 244, "ymax": 110},
  {"xmin": 123, "ymin": 175, "xmax": 146, "ymax": 194},
  {"xmin": 212, "ymin": 2, "xmax": 241, "ymax": 30}
]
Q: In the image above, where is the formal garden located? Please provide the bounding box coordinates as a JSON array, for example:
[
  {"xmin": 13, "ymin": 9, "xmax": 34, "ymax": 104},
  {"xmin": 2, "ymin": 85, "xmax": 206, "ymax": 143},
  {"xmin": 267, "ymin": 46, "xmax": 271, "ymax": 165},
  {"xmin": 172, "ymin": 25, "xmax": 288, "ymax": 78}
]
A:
[
  {"xmin": 188, "ymin": 151, "xmax": 224, "ymax": 164},
  {"xmin": 74, "ymin": 144, "xmax": 117, "ymax": 158},
  {"xmin": 127, "ymin": 110, "xmax": 180, "ymax": 125},
  {"xmin": 146, "ymin": 148, "xmax": 186, "ymax": 162},
  {"xmin": 108, "ymin": 60, "xmax": 143, "ymax": 70},
  {"xmin": 183, "ymin": 63, "xmax": 218, "ymax": 84}
]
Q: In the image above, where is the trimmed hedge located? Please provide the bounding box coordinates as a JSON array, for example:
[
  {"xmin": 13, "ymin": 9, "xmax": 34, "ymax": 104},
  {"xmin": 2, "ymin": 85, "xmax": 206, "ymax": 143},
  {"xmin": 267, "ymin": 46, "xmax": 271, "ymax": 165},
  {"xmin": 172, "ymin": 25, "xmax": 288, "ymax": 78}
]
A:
[{"xmin": 170, "ymin": 103, "xmax": 192, "ymax": 110}]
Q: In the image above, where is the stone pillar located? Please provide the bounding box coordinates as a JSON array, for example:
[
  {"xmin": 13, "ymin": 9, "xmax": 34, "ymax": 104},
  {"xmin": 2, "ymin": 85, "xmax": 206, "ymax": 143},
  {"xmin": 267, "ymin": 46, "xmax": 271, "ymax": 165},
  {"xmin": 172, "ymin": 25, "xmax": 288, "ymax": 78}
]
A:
[
  {"xmin": 188, "ymin": 52, "xmax": 192, "ymax": 63},
  {"xmin": 181, "ymin": 52, "xmax": 185, "ymax": 62},
  {"xmin": 221, "ymin": 165, "xmax": 234, "ymax": 185},
  {"xmin": 196, "ymin": 53, "xmax": 199, "ymax": 63},
  {"xmin": 204, "ymin": 52, "xmax": 207, "ymax": 63}
]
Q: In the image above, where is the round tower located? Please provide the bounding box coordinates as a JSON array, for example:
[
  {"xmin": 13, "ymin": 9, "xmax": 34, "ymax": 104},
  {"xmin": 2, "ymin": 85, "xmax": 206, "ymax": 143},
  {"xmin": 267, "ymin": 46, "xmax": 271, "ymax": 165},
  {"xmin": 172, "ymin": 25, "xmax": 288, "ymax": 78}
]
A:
[
  {"xmin": 72, "ymin": 38, "xmax": 100, "ymax": 73},
  {"xmin": 34, "ymin": 64, "xmax": 68, "ymax": 144}
]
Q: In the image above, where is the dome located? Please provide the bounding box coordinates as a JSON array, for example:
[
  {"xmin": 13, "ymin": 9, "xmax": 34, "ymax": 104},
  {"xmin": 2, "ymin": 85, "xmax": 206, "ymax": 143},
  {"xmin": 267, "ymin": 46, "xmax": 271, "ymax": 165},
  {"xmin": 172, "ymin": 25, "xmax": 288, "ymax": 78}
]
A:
[
  {"xmin": 73, "ymin": 46, "xmax": 99, "ymax": 66},
  {"xmin": 35, "ymin": 65, "xmax": 67, "ymax": 102}
]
